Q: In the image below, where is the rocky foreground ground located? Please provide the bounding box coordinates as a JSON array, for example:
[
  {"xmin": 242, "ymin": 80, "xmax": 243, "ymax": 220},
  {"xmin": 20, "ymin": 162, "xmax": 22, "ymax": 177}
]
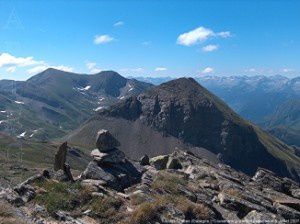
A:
[{"xmin": 1, "ymin": 130, "xmax": 300, "ymax": 224}]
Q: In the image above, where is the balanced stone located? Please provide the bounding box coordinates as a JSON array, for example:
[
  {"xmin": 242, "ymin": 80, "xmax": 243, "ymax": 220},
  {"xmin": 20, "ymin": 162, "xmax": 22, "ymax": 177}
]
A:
[{"xmin": 96, "ymin": 129, "xmax": 120, "ymax": 152}]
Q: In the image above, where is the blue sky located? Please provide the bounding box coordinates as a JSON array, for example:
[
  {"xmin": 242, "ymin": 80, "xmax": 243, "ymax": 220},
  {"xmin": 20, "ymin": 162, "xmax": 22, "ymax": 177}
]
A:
[{"xmin": 0, "ymin": 0, "xmax": 299, "ymax": 80}]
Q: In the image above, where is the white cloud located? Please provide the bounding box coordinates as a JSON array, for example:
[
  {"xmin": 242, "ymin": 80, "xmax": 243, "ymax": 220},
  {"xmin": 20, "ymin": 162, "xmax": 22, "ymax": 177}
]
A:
[
  {"xmin": 0, "ymin": 52, "xmax": 73, "ymax": 76},
  {"xmin": 113, "ymin": 21, "xmax": 124, "ymax": 27},
  {"xmin": 27, "ymin": 64, "xmax": 73, "ymax": 74},
  {"xmin": 142, "ymin": 41, "xmax": 151, "ymax": 46},
  {"xmin": 155, "ymin": 67, "xmax": 167, "ymax": 71},
  {"xmin": 94, "ymin": 35, "xmax": 114, "ymax": 45},
  {"xmin": 6, "ymin": 66, "xmax": 16, "ymax": 73},
  {"xmin": 86, "ymin": 62, "xmax": 102, "ymax": 73},
  {"xmin": 202, "ymin": 44, "xmax": 219, "ymax": 52},
  {"xmin": 27, "ymin": 65, "xmax": 47, "ymax": 74},
  {"xmin": 282, "ymin": 68, "xmax": 294, "ymax": 73},
  {"xmin": 119, "ymin": 67, "xmax": 144, "ymax": 73},
  {"xmin": 245, "ymin": 68, "xmax": 256, "ymax": 73},
  {"xmin": 0, "ymin": 53, "xmax": 38, "ymax": 68},
  {"xmin": 177, "ymin": 26, "xmax": 231, "ymax": 46},
  {"xmin": 201, "ymin": 67, "xmax": 214, "ymax": 74},
  {"xmin": 52, "ymin": 65, "xmax": 73, "ymax": 72},
  {"xmin": 217, "ymin": 31, "xmax": 231, "ymax": 38}
]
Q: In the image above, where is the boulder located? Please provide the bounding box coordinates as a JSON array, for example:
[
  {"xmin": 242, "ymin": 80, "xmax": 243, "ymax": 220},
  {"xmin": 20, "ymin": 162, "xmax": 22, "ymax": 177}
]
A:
[
  {"xmin": 0, "ymin": 188, "xmax": 24, "ymax": 206},
  {"xmin": 274, "ymin": 202, "xmax": 300, "ymax": 219},
  {"xmin": 217, "ymin": 192, "xmax": 266, "ymax": 218},
  {"xmin": 140, "ymin": 155, "xmax": 150, "ymax": 166},
  {"xmin": 291, "ymin": 189, "xmax": 300, "ymax": 199},
  {"xmin": 150, "ymin": 155, "xmax": 169, "ymax": 170},
  {"xmin": 243, "ymin": 210, "xmax": 278, "ymax": 224},
  {"xmin": 13, "ymin": 184, "xmax": 36, "ymax": 203},
  {"xmin": 91, "ymin": 148, "xmax": 125, "ymax": 164},
  {"xmin": 166, "ymin": 157, "xmax": 182, "ymax": 169},
  {"xmin": 96, "ymin": 129, "xmax": 120, "ymax": 152},
  {"xmin": 252, "ymin": 168, "xmax": 293, "ymax": 194},
  {"xmin": 81, "ymin": 160, "xmax": 142, "ymax": 191}
]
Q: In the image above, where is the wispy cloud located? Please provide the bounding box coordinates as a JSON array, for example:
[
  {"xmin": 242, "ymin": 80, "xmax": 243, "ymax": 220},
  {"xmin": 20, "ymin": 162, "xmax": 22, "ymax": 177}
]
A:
[
  {"xmin": 6, "ymin": 66, "xmax": 16, "ymax": 73},
  {"xmin": 245, "ymin": 68, "xmax": 256, "ymax": 73},
  {"xmin": 86, "ymin": 62, "xmax": 102, "ymax": 73},
  {"xmin": 113, "ymin": 21, "xmax": 124, "ymax": 27},
  {"xmin": 177, "ymin": 26, "xmax": 231, "ymax": 46},
  {"xmin": 0, "ymin": 52, "xmax": 73, "ymax": 75},
  {"xmin": 94, "ymin": 34, "xmax": 114, "ymax": 45},
  {"xmin": 0, "ymin": 53, "xmax": 38, "ymax": 68},
  {"xmin": 282, "ymin": 68, "xmax": 294, "ymax": 73},
  {"xmin": 201, "ymin": 67, "xmax": 214, "ymax": 74},
  {"xmin": 155, "ymin": 67, "xmax": 167, "ymax": 71},
  {"xmin": 27, "ymin": 64, "xmax": 73, "ymax": 74},
  {"xmin": 202, "ymin": 44, "xmax": 219, "ymax": 52},
  {"xmin": 119, "ymin": 67, "xmax": 144, "ymax": 73},
  {"xmin": 142, "ymin": 41, "xmax": 151, "ymax": 46}
]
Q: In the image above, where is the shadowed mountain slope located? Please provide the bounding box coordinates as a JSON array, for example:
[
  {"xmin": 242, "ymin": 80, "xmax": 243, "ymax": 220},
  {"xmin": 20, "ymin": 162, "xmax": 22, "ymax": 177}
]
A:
[{"xmin": 68, "ymin": 78, "xmax": 300, "ymax": 181}]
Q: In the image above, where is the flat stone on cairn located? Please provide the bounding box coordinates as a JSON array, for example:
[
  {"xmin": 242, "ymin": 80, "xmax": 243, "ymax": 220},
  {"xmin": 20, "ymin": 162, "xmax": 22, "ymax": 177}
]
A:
[{"xmin": 91, "ymin": 148, "xmax": 125, "ymax": 164}]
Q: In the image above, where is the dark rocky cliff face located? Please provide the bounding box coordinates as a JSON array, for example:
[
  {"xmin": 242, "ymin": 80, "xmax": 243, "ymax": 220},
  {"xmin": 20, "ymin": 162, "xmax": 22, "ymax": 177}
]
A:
[{"xmin": 99, "ymin": 78, "xmax": 300, "ymax": 180}]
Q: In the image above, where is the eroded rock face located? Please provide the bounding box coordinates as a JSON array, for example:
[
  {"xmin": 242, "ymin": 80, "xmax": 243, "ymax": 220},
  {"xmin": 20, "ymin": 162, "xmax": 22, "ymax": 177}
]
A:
[{"xmin": 96, "ymin": 129, "xmax": 120, "ymax": 152}]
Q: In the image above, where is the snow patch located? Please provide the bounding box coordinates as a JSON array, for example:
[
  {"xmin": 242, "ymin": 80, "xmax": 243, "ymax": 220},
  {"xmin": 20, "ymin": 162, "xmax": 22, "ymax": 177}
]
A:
[
  {"xmin": 14, "ymin": 101, "xmax": 25, "ymax": 105},
  {"xmin": 93, "ymin": 106, "xmax": 104, "ymax": 112},
  {"xmin": 74, "ymin": 85, "xmax": 91, "ymax": 91},
  {"xmin": 17, "ymin": 131, "xmax": 26, "ymax": 138},
  {"xmin": 30, "ymin": 130, "xmax": 38, "ymax": 138}
]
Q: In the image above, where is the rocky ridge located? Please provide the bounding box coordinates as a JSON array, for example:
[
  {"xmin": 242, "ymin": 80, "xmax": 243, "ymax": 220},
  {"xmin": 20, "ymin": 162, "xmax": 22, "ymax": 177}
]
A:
[
  {"xmin": 69, "ymin": 78, "xmax": 300, "ymax": 181},
  {"xmin": 1, "ymin": 130, "xmax": 300, "ymax": 224}
]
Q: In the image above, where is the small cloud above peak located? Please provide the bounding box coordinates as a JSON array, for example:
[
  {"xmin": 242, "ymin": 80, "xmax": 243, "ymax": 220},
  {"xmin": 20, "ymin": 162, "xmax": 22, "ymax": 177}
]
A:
[
  {"xmin": 202, "ymin": 44, "xmax": 219, "ymax": 52},
  {"xmin": 86, "ymin": 62, "xmax": 102, "ymax": 73},
  {"xmin": 201, "ymin": 67, "xmax": 214, "ymax": 74},
  {"xmin": 155, "ymin": 67, "xmax": 167, "ymax": 71},
  {"xmin": 94, "ymin": 34, "xmax": 114, "ymax": 45},
  {"xmin": 282, "ymin": 68, "xmax": 294, "ymax": 73},
  {"xmin": 113, "ymin": 21, "xmax": 124, "ymax": 27},
  {"xmin": 177, "ymin": 26, "xmax": 231, "ymax": 46}
]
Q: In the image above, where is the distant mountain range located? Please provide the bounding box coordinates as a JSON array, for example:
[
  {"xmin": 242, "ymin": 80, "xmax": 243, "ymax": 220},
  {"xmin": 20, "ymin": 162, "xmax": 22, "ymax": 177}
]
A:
[
  {"xmin": 135, "ymin": 75, "xmax": 300, "ymax": 147},
  {"xmin": 0, "ymin": 68, "xmax": 152, "ymax": 141},
  {"xmin": 68, "ymin": 78, "xmax": 300, "ymax": 181}
]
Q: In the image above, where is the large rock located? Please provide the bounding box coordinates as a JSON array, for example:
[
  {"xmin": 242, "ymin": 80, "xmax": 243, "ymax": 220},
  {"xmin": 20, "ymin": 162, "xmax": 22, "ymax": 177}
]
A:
[
  {"xmin": 96, "ymin": 129, "xmax": 120, "ymax": 152},
  {"xmin": 166, "ymin": 157, "xmax": 182, "ymax": 169},
  {"xmin": 252, "ymin": 168, "xmax": 296, "ymax": 194},
  {"xmin": 54, "ymin": 142, "xmax": 68, "ymax": 171},
  {"xmin": 243, "ymin": 210, "xmax": 278, "ymax": 224},
  {"xmin": 140, "ymin": 155, "xmax": 150, "ymax": 166},
  {"xmin": 81, "ymin": 160, "xmax": 142, "ymax": 191},
  {"xmin": 91, "ymin": 148, "xmax": 125, "ymax": 164},
  {"xmin": 217, "ymin": 192, "xmax": 266, "ymax": 218},
  {"xmin": 0, "ymin": 188, "xmax": 24, "ymax": 206},
  {"xmin": 150, "ymin": 155, "xmax": 169, "ymax": 170},
  {"xmin": 14, "ymin": 184, "xmax": 36, "ymax": 203}
]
